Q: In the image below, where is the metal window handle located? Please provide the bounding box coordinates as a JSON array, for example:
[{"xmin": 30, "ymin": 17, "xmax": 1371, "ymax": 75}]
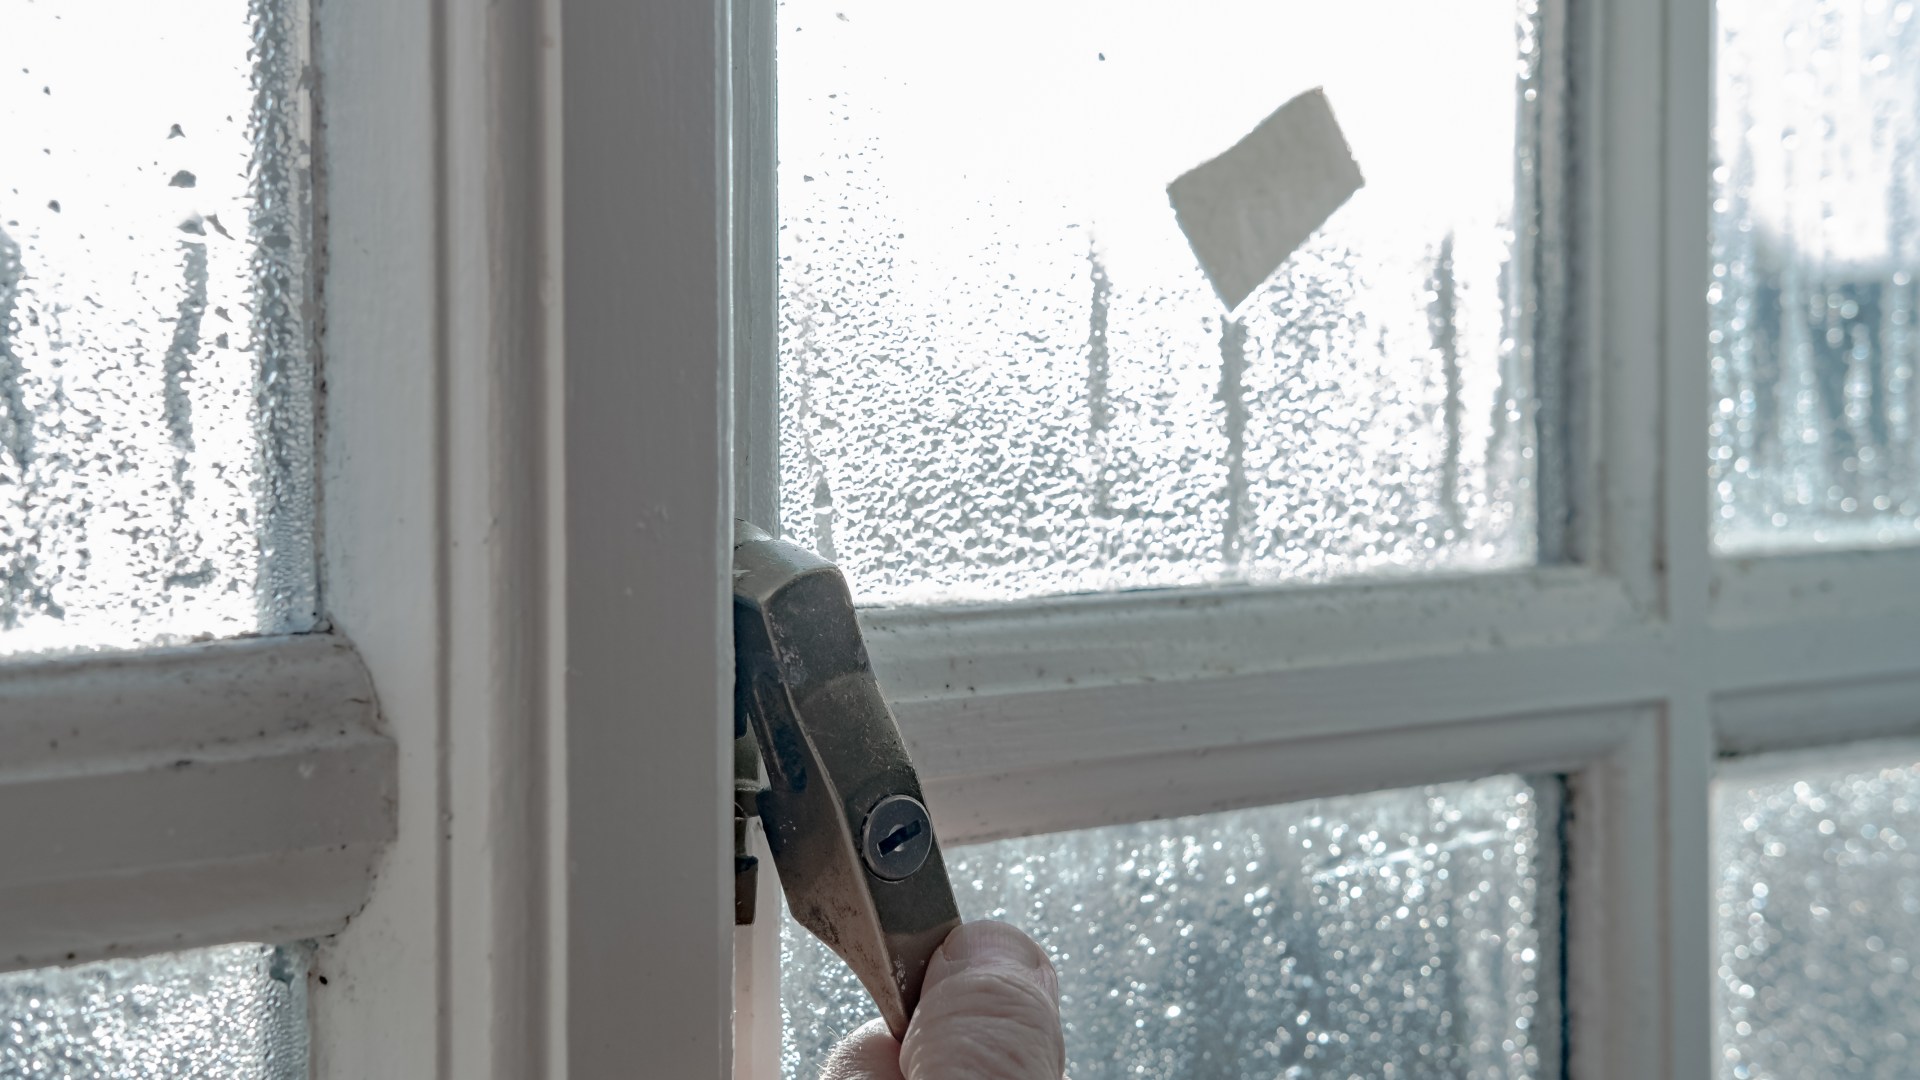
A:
[{"xmin": 732, "ymin": 521, "xmax": 962, "ymax": 1039}]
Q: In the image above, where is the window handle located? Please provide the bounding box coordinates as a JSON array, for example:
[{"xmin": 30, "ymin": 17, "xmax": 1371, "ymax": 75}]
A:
[{"xmin": 732, "ymin": 521, "xmax": 962, "ymax": 1040}]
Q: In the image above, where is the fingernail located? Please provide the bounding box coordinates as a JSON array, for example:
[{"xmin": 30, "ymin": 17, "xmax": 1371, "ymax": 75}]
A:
[{"xmin": 938, "ymin": 921, "xmax": 1059, "ymax": 999}]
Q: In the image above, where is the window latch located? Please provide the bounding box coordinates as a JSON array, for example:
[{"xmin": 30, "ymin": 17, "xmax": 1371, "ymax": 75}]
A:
[{"xmin": 732, "ymin": 521, "xmax": 962, "ymax": 1039}]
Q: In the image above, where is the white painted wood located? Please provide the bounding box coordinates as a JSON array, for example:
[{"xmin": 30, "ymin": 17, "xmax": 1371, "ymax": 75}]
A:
[
  {"xmin": 730, "ymin": 1, "xmax": 787, "ymax": 1068},
  {"xmin": 304, "ymin": 0, "xmax": 443, "ymax": 1071},
  {"xmin": 0, "ymin": 634, "xmax": 374, "ymax": 769},
  {"xmin": 929, "ymin": 705, "xmax": 1640, "ymax": 846},
  {"xmin": 733, "ymin": 820, "xmax": 786, "ymax": 1080},
  {"xmin": 886, "ymin": 630, "xmax": 1671, "ymax": 784},
  {"xmin": 1716, "ymin": 734, "xmax": 1920, "ymax": 783},
  {"xmin": 865, "ymin": 568, "xmax": 1640, "ymax": 696},
  {"xmin": 351, "ymin": 0, "xmax": 561, "ymax": 1076},
  {"xmin": 0, "ymin": 636, "xmax": 392, "ymax": 972},
  {"xmin": 1535, "ymin": 0, "xmax": 1583, "ymax": 567},
  {"xmin": 1653, "ymin": 0, "xmax": 1719, "ymax": 1071},
  {"xmin": 1562, "ymin": 712, "xmax": 1672, "ymax": 1080},
  {"xmin": 0, "ymin": 846, "xmax": 381, "ymax": 973},
  {"xmin": 437, "ymin": 0, "xmax": 557, "ymax": 1075},
  {"xmin": 859, "ymin": 555, "xmax": 1920, "ymax": 789},
  {"xmin": 1709, "ymin": 539, "xmax": 1920, "ymax": 701},
  {"xmin": 558, "ymin": 2, "xmax": 735, "ymax": 1079},
  {"xmin": 311, "ymin": 0, "xmax": 738, "ymax": 1075},
  {"xmin": 1717, "ymin": 673, "xmax": 1920, "ymax": 756},
  {"xmin": 1587, "ymin": 0, "xmax": 1667, "ymax": 622},
  {"xmin": 1715, "ymin": 546, "xmax": 1920, "ymax": 622},
  {"xmin": 732, "ymin": 0, "xmax": 780, "ymax": 534},
  {"xmin": 1710, "ymin": 609, "xmax": 1920, "ymax": 693},
  {"xmin": 865, "ymin": 568, "xmax": 1658, "ymax": 794}
]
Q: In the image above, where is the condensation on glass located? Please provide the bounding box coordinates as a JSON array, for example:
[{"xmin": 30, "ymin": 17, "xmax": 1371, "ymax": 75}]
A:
[
  {"xmin": 0, "ymin": 942, "xmax": 308, "ymax": 1079},
  {"xmin": 782, "ymin": 776, "xmax": 1556, "ymax": 1079},
  {"xmin": 0, "ymin": 0, "xmax": 317, "ymax": 654},
  {"xmin": 1710, "ymin": 0, "xmax": 1920, "ymax": 552},
  {"xmin": 777, "ymin": 1, "xmax": 1552, "ymax": 604},
  {"xmin": 1714, "ymin": 745, "xmax": 1920, "ymax": 1080}
]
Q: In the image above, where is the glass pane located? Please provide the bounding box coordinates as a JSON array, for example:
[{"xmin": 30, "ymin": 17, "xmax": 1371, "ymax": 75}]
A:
[
  {"xmin": 0, "ymin": 0, "xmax": 317, "ymax": 654},
  {"xmin": 0, "ymin": 943, "xmax": 308, "ymax": 1078},
  {"xmin": 782, "ymin": 776, "xmax": 1555, "ymax": 1079},
  {"xmin": 1710, "ymin": 0, "xmax": 1920, "ymax": 552},
  {"xmin": 1714, "ymin": 745, "xmax": 1920, "ymax": 1079},
  {"xmin": 777, "ymin": 1, "xmax": 1550, "ymax": 605}
]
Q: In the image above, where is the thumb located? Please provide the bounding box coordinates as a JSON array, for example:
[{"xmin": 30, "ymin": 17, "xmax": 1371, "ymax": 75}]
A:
[
  {"xmin": 898, "ymin": 921, "xmax": 1065, "ymax": 1080},
  {"xmin": 818, "ymin": 1019, "xmax": 904, "ymax": 1080}
]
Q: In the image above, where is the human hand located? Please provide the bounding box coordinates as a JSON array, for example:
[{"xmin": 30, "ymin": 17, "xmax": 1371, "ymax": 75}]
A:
[{"xmin": 820, "ymin": 921, "xmax": 1065, "ymax": 1080}]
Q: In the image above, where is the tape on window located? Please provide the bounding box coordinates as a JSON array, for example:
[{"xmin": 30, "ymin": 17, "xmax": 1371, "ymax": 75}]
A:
[{"xmin": 1167, "ymin": 88, "xmax": 1365, "ymax": 314}]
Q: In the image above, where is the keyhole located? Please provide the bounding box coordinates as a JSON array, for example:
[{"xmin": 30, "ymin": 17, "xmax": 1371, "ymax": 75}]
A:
[
  {"xmin": 861, "ymin": 794, "xmax": 934, "ymax": 880},
  {"xmin": 878, "ymin": 818, "xmax": 923, "ymax": 857}
]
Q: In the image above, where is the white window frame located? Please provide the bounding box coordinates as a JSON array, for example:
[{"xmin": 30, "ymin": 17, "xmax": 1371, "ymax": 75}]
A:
[
  {"xmin": 7, "ymin": 0, "xmax": 1919, "ymax": 1077},
  {"xmin": 1, "ymin": 1, "xmax": 737, "ymax": 1077},
  {"xmin": 729, "ymin": 0, "xmax": 1920, "ymax": 1077}
]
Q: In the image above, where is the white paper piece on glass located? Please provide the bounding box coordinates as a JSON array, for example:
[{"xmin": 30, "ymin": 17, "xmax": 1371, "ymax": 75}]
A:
[{"xmin": 1167, "ymin": 88, "xmax": 1365, "ymax": 313}]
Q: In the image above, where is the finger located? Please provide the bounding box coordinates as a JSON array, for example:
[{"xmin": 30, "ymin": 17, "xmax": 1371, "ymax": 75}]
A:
[
  {"xmin": 819, "ymin": 1018, "xmax": 904, "ymax": 1080},
  {"xmin": 898, "ymin": 921, "xmax": 1065, "ymax": 1080}
]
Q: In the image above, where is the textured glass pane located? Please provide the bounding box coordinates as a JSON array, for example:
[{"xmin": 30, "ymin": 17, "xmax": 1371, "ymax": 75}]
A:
[
  {"xmin": 0, "ymin": 0, "xmax": 317, "ymax": 654},
  {"xmin": 1710, "ymin": 0, "xmax": 1920, "ymax": 552},
  {"xmin": 0, "ymin": 943, "xmax": 308, "ymax": 1078},
  {"xmin": 783, "ymin": 776, "xmax": 1554, "ymax": 1079},
  {"xmin": 1714, "ymin": 746, "xmax": 1920, "ymax": 1079},
  {"xmin": 778, "ymin": 1, "xmax": 1548, "ymax": 605}
]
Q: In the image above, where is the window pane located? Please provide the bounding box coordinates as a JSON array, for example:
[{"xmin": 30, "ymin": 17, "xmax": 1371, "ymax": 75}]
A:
[
  {"xmin": 0, "ymin": 0, "xmax": 316, "ymax": 654},
  {"xmin": 782, "ymin": 776, "xmax": 1555, "ymax": 1079},
  {"xmin": 1710, "ymin": 0, "xmax": 1920, "ymax": 552},
  {"xmin": 1714, "ymin": 746, "xmax": 1920, "ymax": 1079},
  {"xmin": 0, "ymin": 943, "xmax": 307, "ymax": 1078},
  {"xmin": 778, "ymin": 1, "xmax": 1551, "ymax": 605}
]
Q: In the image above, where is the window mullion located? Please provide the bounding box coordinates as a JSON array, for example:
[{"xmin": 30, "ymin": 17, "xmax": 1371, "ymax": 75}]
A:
[
  {"xmin": 1659, "ymin": 0, "xmax": 1717, "ymax": 637},
  {"xmin": 731, "ymin": 2, "xmax": 787, "ymax": 1074},
  {"xmin": 0, "ymin": 635, "xmax": 392, "ymax": 973},
  {"xmin": 733, "ymin": 0, "xmax": 781, "ymax": 535},
  {"xmin": 1652, "ymin": 0, "xmax": 1719, "ymax": 1075}
]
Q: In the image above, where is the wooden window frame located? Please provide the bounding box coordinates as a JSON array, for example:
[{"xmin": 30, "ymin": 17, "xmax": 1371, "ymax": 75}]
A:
[{"xmin": 7, "ymin": 0, "xmax": 1919, "ymax": 1077}]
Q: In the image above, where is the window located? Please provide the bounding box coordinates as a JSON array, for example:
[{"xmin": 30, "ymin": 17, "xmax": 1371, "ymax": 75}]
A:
[
  {"xmin": 0, "ymin": 944, "xmax": 308, "ymax": 1077},
  {"xmin": 1710, "ymin": 0, "xmax": 1920, "ymax": 551},
  {"xmin": 731, "ymin": 0, "xmax": 1920, "ymax": 1077},
  {"xmin": 1713, "ymin": 743, "xmax": 1920, "ymax": 1078},
  {"xmin": 1, "ymin": 0, "xmax": 315, "ymax": 654},
  {"xmin": 4, "ymin": 0, "xmax": 740, "ymax": 1076},
  {"xmin": 784, "ymin": 776, "xmax": 1558, "ymax": 1078},
  {"xmin": 1, "ymin": 0, "xmax": 384, "ymax": 1051},
  {"xmin": 773, "ymin": 0, "xmax": 1559, "ymax": 603},
  {"xmin": 10, "ymin": 0, "xmax": 1920, "ymax": 1075}
]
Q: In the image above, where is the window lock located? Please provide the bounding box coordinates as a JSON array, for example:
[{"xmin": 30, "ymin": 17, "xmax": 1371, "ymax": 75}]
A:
[{"xmin": 731, "ymin": 521, "xmax": 962, "ymax": 1039}]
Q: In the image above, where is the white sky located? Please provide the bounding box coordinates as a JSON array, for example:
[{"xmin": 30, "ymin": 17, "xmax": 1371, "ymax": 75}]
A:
[{"xmin": 779, "ymin": 0, "xmax": 1523, "ymax": 288}]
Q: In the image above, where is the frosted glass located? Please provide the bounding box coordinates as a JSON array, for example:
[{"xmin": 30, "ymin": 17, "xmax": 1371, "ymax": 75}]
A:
[
  {"xmin": 1714, "ymin": 747, "xmax": 1920, "ymax": 1080},
  {"xmin": 0, "ymin": 0, "xmax": 317, "ymax": 655},
  {"xmin": 778, "ymin": 1, "xmax": 1548, "ymax": 605},
  {"xmin": 0, "ymin": 943, "xmax": 307, "ymax": 1079},
  {"xmin": 1710, "ymin": 0, "xmax": 1920, "ymax": 552},
  {"xmin": 782, "ymin": 776, "xmax": 1554, "ymax": 1079}
]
